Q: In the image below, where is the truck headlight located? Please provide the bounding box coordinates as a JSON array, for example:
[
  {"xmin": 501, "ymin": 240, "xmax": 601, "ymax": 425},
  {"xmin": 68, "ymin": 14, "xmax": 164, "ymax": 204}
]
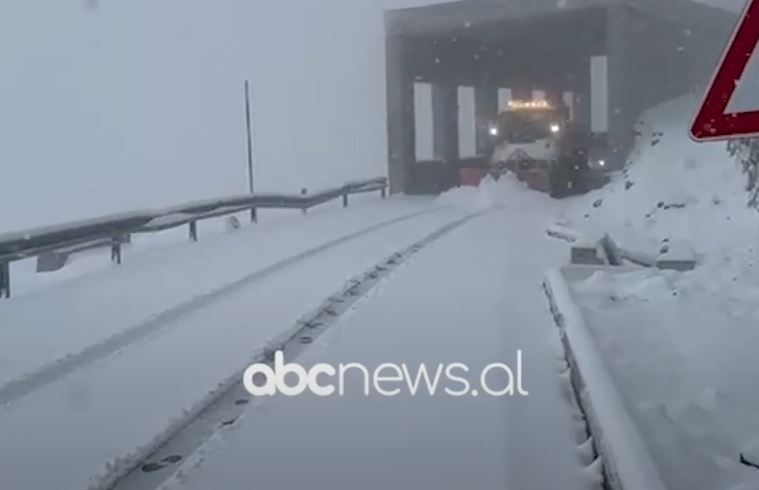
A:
[
  {"xmin": 550, "ymin": 123, "xmax": 561, "ymax": 134},
  {"xmin": 489, "ymin": 126, "xmax": 499, "ymax": 137}
]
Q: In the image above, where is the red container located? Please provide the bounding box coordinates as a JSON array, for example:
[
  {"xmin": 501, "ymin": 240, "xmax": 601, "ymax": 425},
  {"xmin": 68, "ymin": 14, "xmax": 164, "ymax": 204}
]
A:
[{"xmin": 459, "ymin": 168, "xmax": 487, "ymax": 187}]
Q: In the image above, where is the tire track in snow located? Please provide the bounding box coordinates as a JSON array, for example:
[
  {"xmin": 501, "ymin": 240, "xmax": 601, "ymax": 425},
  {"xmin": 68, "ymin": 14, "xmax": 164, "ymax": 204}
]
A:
[
  {"xmin": 0, "ymin": 208, "xmax": 441, "ymax": 409},
  {"xmin": 105, "ymin": 208, "xmax": 491, "ymax": 490}
]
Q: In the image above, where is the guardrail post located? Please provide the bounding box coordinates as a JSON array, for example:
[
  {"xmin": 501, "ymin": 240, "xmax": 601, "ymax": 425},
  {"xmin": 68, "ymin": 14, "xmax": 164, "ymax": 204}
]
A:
[
  {"xmin": 189, "ymin": 221, "xmax": 198, "ymax": 242},
  {"xmin": 110, "ymin": 238, "xmax": 122, "ymax": 265},
  {"xmin": 342, "ymin": 193, "xmax": 349, "ymax": 207},
  {"xmin": 381, "ymin": 187, "xmax": 387, "ymax": 199},
  {"xmin": 250, "ymin": 208, "xmax": 258, "ymax": 223},
  {"xmin": 301, "ymin": 188, "xmax": 308, "ymax": 215},
  {"xmin": 0, "ymin": 262, "xmax": 10, "ymax": 298}
]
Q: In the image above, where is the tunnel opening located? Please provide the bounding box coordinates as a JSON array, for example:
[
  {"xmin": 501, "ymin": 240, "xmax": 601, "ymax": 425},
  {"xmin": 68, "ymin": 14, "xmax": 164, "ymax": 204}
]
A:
[{"xmin": 385, "ymin": 0, "xmax": 734, "ymax": 195}]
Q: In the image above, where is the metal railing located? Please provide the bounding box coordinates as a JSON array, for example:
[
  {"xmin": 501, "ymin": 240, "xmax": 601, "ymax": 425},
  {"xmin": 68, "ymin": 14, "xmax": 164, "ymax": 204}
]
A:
[{"xmin": 0, "ymin": 177, "xmax": 388, "ymax": 299}]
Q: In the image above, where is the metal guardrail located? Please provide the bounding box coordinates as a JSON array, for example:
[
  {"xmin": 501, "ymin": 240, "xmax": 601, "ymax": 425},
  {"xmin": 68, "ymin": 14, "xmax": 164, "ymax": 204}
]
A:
[{"xmin": 0, "ymin": 177, "xmax": 388, "ymax": 299}]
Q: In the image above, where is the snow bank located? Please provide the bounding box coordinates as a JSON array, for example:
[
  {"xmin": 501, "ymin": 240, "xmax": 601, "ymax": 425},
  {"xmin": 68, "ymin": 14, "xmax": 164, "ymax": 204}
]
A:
[
  {"xmin": 565, "ymin": 95, "xmax": 759, "ymax": 278},
  {"xmin": 435, "ymin": 174, "xmax": 546, "ymax": 210}
]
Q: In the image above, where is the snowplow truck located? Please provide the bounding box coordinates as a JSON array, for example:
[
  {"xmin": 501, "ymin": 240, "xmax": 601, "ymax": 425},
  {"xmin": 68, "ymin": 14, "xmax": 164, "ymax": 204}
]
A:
[{"xmin": 488, "ymin": 100, "xmax": 608, "ymax": 198}]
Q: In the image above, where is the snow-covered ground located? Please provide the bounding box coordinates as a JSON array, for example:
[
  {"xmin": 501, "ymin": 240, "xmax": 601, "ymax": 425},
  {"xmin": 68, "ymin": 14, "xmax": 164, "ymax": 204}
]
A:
[
  {"xmin": 552, "ymin": 94, "xmax": 759, "ymax": 490},
  {"xmin": 144, "ymin": 179, "xmax": 601, "ymax": 490}
]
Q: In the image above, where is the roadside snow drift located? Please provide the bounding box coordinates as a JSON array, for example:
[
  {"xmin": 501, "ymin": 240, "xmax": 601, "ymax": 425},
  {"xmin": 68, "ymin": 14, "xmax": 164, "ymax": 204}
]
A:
[{"xmin": 565, "ymin": 95, "xmax": 759, "ymax": 277}]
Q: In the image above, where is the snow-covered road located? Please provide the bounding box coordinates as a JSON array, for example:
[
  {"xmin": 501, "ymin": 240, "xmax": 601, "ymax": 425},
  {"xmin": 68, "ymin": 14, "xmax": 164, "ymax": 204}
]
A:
[
  {"xmin": 160, "ymin": 196, "xmax": 600, "ymax": 490},
  {"xmin": 0, "ymin": 179, "xmax": 604, "ymax": 490},
  {"xmin": 0, "ymin": 199, "xmax": 477, "ymax": 490}
]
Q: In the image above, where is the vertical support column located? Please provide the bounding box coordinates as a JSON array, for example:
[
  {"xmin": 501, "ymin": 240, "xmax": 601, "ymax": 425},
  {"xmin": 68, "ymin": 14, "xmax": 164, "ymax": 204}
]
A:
[
  {"xmin": 475, "ymin": 85, "xmax": 498, "ymax": 156},
  {"xmin": 432, "ymin": 82, "xmax": 459, "ymax": 163},
  {"xmin": 606, "ymin": 5, "xmax": 638, "ymax": 168},
  {"xmin": 497, "ymin": 88, "xmax": 512, "ymax": 112},
  {"xmin": 385, "ymin": 35, "xmax": 415, "ymax": 194},
  {"xmin": 413, "ymin": 82, "xmax": 435, "ymax": 162}
]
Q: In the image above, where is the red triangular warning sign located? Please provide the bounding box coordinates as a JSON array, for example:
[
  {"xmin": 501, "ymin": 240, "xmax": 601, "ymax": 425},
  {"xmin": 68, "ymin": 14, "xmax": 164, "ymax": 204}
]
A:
[{"xmin": 691, "ymin": 0, "xmax": 759, "ymax": 141}]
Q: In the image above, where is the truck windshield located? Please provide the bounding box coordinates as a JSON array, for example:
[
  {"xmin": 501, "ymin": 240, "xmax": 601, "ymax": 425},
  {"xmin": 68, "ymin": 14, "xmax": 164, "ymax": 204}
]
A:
[{"xmin": 500, "ymin": 111, "xmax": 555, "ymax": 143}]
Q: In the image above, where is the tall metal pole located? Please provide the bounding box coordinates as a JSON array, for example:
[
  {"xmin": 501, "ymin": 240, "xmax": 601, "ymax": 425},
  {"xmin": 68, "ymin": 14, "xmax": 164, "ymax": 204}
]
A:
[{"xmin": 244, "ymin": 80, "xmax": 257, "ymax": 222}]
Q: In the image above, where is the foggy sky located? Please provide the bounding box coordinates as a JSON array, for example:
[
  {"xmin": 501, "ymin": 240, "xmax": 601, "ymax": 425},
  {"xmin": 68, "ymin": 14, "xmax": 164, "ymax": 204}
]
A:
[{"xmin": 0, "ymin": 0, "xmax": 745, "ymax": 231}]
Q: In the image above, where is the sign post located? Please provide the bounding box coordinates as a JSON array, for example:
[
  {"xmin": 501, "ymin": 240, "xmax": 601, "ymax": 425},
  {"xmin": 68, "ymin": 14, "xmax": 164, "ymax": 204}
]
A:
[
  {"xmin": 691, "ymin": 0, "xmax": 759, "ymax": 141},
  {"xmin": 244, "ymin": 80, "xmax": 257, "ymax": 222}
]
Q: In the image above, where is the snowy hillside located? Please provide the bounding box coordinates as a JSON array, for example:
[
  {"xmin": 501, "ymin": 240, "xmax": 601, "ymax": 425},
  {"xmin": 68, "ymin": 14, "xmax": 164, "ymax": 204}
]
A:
[{"xmin": 565, "ymin": 95, "xmax": 758, "ymax": 281}]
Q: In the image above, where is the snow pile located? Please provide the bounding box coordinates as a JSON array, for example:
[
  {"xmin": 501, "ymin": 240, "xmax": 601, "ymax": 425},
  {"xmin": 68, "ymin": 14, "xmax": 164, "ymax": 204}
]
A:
[
  {"xmin": 435, "ymin": 173, "xmax": 545, "ymax": 210},
  {"xmin": 566, "ymin": 95, "xmax": 759, "ymax": 282}
]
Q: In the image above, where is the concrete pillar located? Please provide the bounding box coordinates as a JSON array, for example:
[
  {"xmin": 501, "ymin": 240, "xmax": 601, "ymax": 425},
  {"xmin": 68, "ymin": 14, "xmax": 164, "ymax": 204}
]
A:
[
  {"xmin": 432, "ymin": 82, "xmax": 459, "ymax": 163},
  {"xmin": 385, "ymin": 36, "xmax": 415, "ymax": 194},
  {"xmin": 475, "ymin": 86, "xmax": 498, "ymax": 155},
  {"xmin": 498, "ymin": 88, "xmax": 512, "ymax": 112},
  {"xmin": 414, "ymin": 82, "xmax": 434, "ymax": 161}
]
